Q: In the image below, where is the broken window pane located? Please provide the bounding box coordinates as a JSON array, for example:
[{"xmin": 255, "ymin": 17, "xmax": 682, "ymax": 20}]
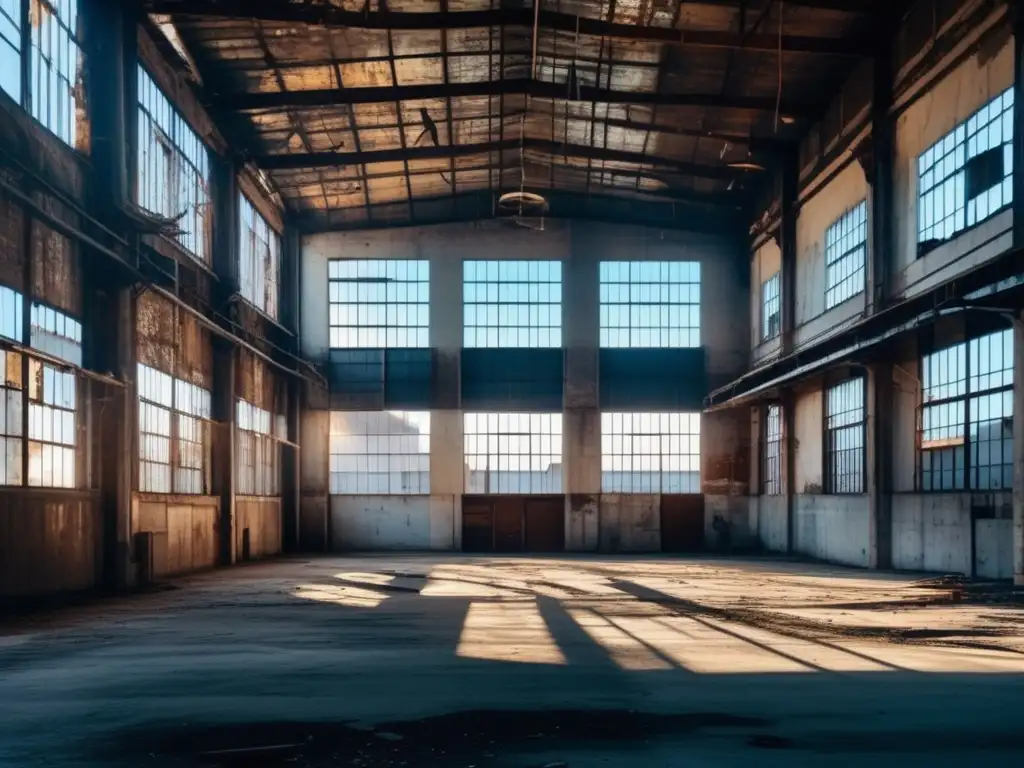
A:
[
  {"xmin": 137, "ymin": 67, "xmax": 211, "ymax": 263},
  {"xmin": 29, "ymin": 0, "xmax": 82, "ymax": 148},
  {"xmin": 26, "ymin": 357, "xmax": 76, "ymax": 488},
  {"xmin": 0, "ymin": 348, "xmax": 23, "ymax": 485},
  {"xmin": 239, "ymin": 194, "xmax": 281, "ymax": 319},
  {"xmin": 30, "ymin": 301, "xmax": 82, "ymax": 365}
]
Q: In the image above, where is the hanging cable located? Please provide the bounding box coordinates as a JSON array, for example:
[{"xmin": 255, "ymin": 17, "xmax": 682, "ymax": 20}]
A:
[{"xmin": 775, "ymin": 0, "xmax": 784, "ymax": 132}]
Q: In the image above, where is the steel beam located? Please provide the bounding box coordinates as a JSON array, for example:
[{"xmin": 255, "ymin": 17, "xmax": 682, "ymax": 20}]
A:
[
  {"xmin": 221, "ymin": 78, "xmax": 817, "ymax": 116},
  {"xmin": 255, "ymin": 137, "xmax": 755, "ymax": 180},
  {"xmin": 148, "ymin": 2, "xmax": 873, "ymax": 56}
]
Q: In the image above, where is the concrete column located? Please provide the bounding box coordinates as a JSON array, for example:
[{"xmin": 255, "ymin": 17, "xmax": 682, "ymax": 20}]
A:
[
  {"xmin": 782, "ymin": 390, "xmax": 796, "ymax": 553},
  {"xmin": 869, "ymin": 46, "xmax": 894, "ymax": 312},
  {"xmin": 213, "ymin": 340, "xmax": 237, "ymax": 564},
  {"xmin": 867, "ymin": 363, "xmax": 894, "ymax": 569},
  {"xmin": 564, "ymin": 227, "xmax": 601, "ymax": 550},
  {"xmin": 1013, "ymin": 313, "xmax": 1024, "ymax": 586},
  {"xmin": 779, "ymin": 155, "xmax": 799, "ymax": 357}
]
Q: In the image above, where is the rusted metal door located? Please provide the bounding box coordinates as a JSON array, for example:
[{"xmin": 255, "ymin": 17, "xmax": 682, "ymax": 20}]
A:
[
  {"xmin": 462, "ymin": 497, "xmax": 494, "ymax": 552},
  {"xmin": 524, "ymin": 497, "xmax": 565, "ymax": 552},
  {"xmin": 661, "ymin": 494, "xmax": 705, "ymax": 553},
  {"xmin": 493, "ymin": 497, "xmax": 524, "ymax": 552}
]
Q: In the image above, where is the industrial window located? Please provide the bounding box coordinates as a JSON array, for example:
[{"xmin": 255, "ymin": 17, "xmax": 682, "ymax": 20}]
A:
[
  {"xmin": 601, "ymin": 412, "xmax": 700, "ymax": 493},
  {"xmin": 0, "ymin": 285, "xmax": 79, "ymax": 488},
  {"xmin": 236, "ymin": 399, "xmax": 282, "ymax": 496},
  {"xmin": 824, "ymin": 378, "xmax": 865, "ymax": 494},
  {"xmin": 464, "ymin": 413, "xmax": 562, "ymax": 493},
  {"xmin": 329, "ymin": 411, "xmax": 430, "ymax": 493},
  {"xmin": 0, "ymin": 0, "xmax": 20, "ymax": 102},
  {"xmin": 30, "ymin": 301, "xmax": 81, "ymax": 365},
  {"xmin": 137, "ymin": 363, "xmax": 212, "ymax": 494},
  {"xmin": 920, "ymin": 329, "xmax": 1013, "ymax": 491},
  {"xmin": 328, "ymin": 260, "xmax": 429, "ymax": 348},
  {"xmin": 761, "ymin": 272, "xmax": 780, "ymax": 341},
  {"xmin": 239, "ymin": 194, "xmax": 281, "ymax": 319},
  {"xmin": 600, "ymin": 261, "xmax": 700, "ymax": 348},
  {"xmin": 27, "ymin": 358, "xmax": 76, "ymax": 488},
  {"xmin": 29, "ymin": 0, "xmax": 80, "ymax": 146},
  {"xmin": 0, "ymin": 349, "xmax": 23, "ymax": 485},
  {"xmin": 824, "ymin": 201, "xmax": 867, "ymax": 309},
  {"xmin": 918, "ymin": 88, "xmax": 1014, "ymax": 245},
  {"xmin": 463, "ymin": 260, "xmax": 562, "ymax": 348},
  {"xmin": 762, "ymin": 404, "xmax": 782, "ymax": 495},
  {"xmin": 137, "ymin": 67, "xmax": 211, "ymax": 263}
]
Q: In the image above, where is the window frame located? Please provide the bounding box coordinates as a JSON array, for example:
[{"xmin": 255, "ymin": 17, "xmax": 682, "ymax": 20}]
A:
[
  {"xmin": 918, "ymin": 329, "xmax": 1014, "ymax": 492},
  {"xmin": 824, "ymin": 200, "xmax": 867, "ymax": 310},
  {"xmin": 760, "ymin": 271, "xmax": 780, "ymax": 342},
  {"xmin": 600, "ymin": 261, "xmax": 701, "ymax": 349},
  {"xmin": 328, "ymin": 410, "xmax": 431, "ymax": 494},
  {"xmin": 236, "ymin": 398, "xmax": 283, "ymax": 497},
  {"xmin": 824, "ymin": 377, "xmax": 866, "ymax": 495},
  {"xmin": 600, "ymin": 411, "xmax": 701, "ymax": 494},
  {"xmin": 238, "ymin": 192, "xmax": 282, "ymax": 319},
  {"xmin": 916, "ymin": 87, "xmax": 1014, "ymax": 247},
  {"xmin": 463, "ymin": 412, "xmax": 563, "ymax": 494},
  {"xmin": 328, "ymin": 259, "xmax": 430, "ymax": 349},
  {"xmin": 136, "ymin": 66, "xmax": 212, "ymax": 264},
  {"xmin": 761, "ymin": 403, "xmax": 782, "ymax": 496},
  {"xmin": 463, "ymin": 260, "xmax": 563, "ymax": 349}
]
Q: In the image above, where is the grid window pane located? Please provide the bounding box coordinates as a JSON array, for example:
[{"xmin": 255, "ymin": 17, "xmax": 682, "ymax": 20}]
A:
[
  {"xmin": 137, "ymin": 67, "xmax": 211, "ymax": 263},
  {"xmin": 919, "ymin": 329, "xmax": 1013, "ymax": 491},
  {"xmin": 463, "ymin": 260, "xmax": 562, "ymax": 348},
  {"xmin": 825, "ymin": 201, "xmax": 867, "ymax": 309},
  {"xmin": 762, "ymin": 404, "xmax": 782, "ymax": 495},
  {"xmin": 239, "ymin": 194, "xmax": 281, "ymax": 319},
  {"xmin": 329, "ymin": 260, "xmax": 429, "ymax": 348},
  {"xmin": 137, "ymin": 363, "xmax": 212, "ymax": 494},
  {"xmin": 27, "ymin": 358, "xmax": 76, "ymax": 488},
  {"xmin": 236, "ymin": 398, "xmax": 281, "ymax": 496},
  {"xmin": 761, "ymin": 272, "xmax": 780, "ymax": 341},
  {"xmin": 918, "ymin": 88, "xmax": 1014, "ymax": 244},
  {"xmin": 600, "ymin": 261, "xmax": 700, "ymax": 348},
  {"xmin": 0, "ymin": 0, "xmax": 21, "ymax": 103},
  {"xmin": 0, "ymin": 284, "xmax": 24, "ymax": 342},
  {"xmin": 329, "ymin": 411, "xmax": 430, "ymax": 493},
  {"xmin": 29, "ymin": 0, "xmax": 81, "ymax": 147},
  {"xmin": 0, "ymin": 349, "xmax": 24, "ymax": 485},
  {"xmin": 464, "ymin": 413, "xmax": 562, "ymax": 493},
  {"xmin": 600, "ymin": 412, "xmax": 701, "ymax": 493},
  {"xmin": 825, "ymin": 378, "xmax": 864, "ymax": 494},
  {"xmin": 30, "ymin": 301, "xmax": 82, "ymax": 365}
]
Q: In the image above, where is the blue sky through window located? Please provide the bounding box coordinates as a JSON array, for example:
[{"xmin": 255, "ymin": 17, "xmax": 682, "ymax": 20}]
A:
[
  {"xmin": 329, "ymin": 259, "xmax": 429, "ymax": 348},
  {"xmin": 600, "ymin": 261, "xmax": 700, "ymax": 348},
  {"xmin": 463, "ymin": 261, "xmax": 562, "ymax": 348}
]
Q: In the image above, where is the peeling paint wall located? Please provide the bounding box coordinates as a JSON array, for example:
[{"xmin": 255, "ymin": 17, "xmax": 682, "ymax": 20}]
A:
[{"xmin": 794, "ymin": 387, "xmax": 824, "ymax": 493}]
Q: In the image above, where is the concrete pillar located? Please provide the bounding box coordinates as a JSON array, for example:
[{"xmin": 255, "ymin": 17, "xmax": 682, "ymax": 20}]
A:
[
  {"xmin": 213, "ymin": 340, "xmax": 237, "ymax": 564},
  {"xmin": 564, "ymin": 227, "xmax": 601, "ymax": 550},
  {"xmin": 1013, "ymin": 313, "xmax": 1024, "ymax": 586},
  {"xmin": 782, "ymin": 389, "xmax": 796, "ymax": 553},
  {"xmin": 868, "ymin": 46, "xmax": 894, "ymax": 312},
  {"xmin": 779, "ymin": 154, "xmax": 799, "ymax": 357},
  {"xmin": 867, "ymin": 363, "xmax": 894, "ymax": 570}
]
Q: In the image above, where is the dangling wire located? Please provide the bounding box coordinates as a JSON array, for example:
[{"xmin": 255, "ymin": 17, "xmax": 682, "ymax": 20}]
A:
[{"xmin": 774, "ymin": 0, "xmax": 784, "ymax": 132}]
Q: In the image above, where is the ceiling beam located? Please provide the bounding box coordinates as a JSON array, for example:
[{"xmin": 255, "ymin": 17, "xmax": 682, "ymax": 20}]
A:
[
  {"xmin": 219, "ymin": 78, "xmax": 817, "ymax": 117},
  {"xmin": 148, "ymin": 2, "xmax": 873, "ymax": 56},
  {"xmin": 254, "ymin": 137, "xmax": 758, "ymax": 180}
]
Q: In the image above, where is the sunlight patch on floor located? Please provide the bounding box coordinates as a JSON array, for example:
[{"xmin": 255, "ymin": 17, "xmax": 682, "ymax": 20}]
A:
[
  {"xmin": 456, "ymin": 600, "xmax": 566, "ymax": 665},
  {"xmin": 567, "ymin": 607, "xmax": 674, "ymax": 671},
  {"xmin": 293, "ymin": 583, "xmax": 390, "ymax": 608}
]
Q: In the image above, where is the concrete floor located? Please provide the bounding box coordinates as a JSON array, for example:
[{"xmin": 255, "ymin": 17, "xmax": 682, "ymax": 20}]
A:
[{"xmin": 2, "ymin": 555, "xmax": 1024, "ymax": 767}]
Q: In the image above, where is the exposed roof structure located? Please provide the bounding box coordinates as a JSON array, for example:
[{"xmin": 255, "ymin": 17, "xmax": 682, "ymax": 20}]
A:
[{"xmin": 146, "ymin": 0, "xmax": 895, "ymax": 230}]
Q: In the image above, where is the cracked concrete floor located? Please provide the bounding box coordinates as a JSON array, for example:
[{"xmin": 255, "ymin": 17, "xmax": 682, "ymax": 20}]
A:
[{"xmin": 2, "ymin": 555, "xmax": 1024, "ymax": 766}]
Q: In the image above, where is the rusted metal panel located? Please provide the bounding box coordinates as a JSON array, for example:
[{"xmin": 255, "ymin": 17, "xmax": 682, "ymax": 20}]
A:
[
  {"xmin": 177, "ymin": 309, "xmax": 214, "ymax": 388},
  {"xmin": 136, "ymin": 290, "xmax": 176, "ymax": 374},
  {"xmin": 0, "ymin": 170, "xmax": 26, "ymax": 290},
  {"xmin": 31, "ymin": 194, "xmax": 82, "ymax": 315},
  {"xmin": 235, "ymin": 497, "xmax": 283, "ymax": 559}
]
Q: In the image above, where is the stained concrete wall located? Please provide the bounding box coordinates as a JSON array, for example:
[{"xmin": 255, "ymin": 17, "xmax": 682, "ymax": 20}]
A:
[
  {"xmin": 330, "ymin": 495, "xmax": 456, "ymax": 551},
  {"xmin": 794, "ymin": 162, "xmax": 870, "ymax": 351},
  {"xmin": 302, "ymin": 220, "xmax": 746, "ymax": 552},
  {"xmin": 132, "ymin": 494, "xmax": 219, "ymax": 578},
  {"xmin": 236, "ymin": 497, "xmax": 283, "ymax": 561},
  {"xmin": 794, "ymin": 387, "xmax": 824, "ymax": 494},
  {"xmin": 794, "ymin": 494, "xmax": 871, "ymax": 568},
  {"xmin": 976, "ymin": 520, "xmax": 1014, "ymax": 580},
  {"xmin": 892, "ymin": 36, "xmax": 1015, "ymax": 300},
  {"xmin": 0, "ymin": 491, "xmax": 103, "ymax": 598},
  {"xmin": 753, "ymin": 495, "xmax": 788, "ymax": 553},
  {"xmin": 598, "ymin": 494, "xmax": 660, "ymax": 552}
]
